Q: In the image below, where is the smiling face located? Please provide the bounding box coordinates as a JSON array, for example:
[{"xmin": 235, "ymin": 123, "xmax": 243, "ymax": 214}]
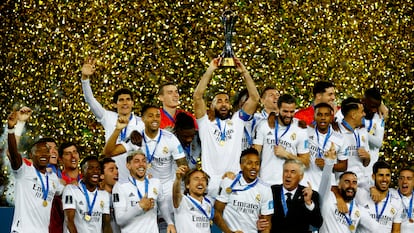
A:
[
  {"xmin": 61, "ymin": 145, "xmax": 80, "ymax": 171},
  {"xmin": 316, "ymin": 87, "xmax": 336, "ymax": 106},
  {"xmin": 240, "ymin": 153, "xmax": 260, "ymax": 183},
  {"xmin": 186, "ymin": 170, "xmax": 208, "ymax": 199},
  {"xmin": 82, "ymin": 159, "xmax": 101, "ymax": 187},
  {"xmin": 339, "ymin": 173, "xmax": 358, "ymax": 202},
  {"xmin": 315, "ymin": 106, "xmax": 333, "ymax": 133},
  {"xmin": 212, "ymin": 93, "xmax": 231, "ymax": 120},
  {"xmin": 278, "ymin": 102, "xmax": 296, "ymax": 126},
  {"xmin": 46, "ymin": 141, "xmax": 59, "ymax": 165},
  {"xmin": 127, "ymin": 153, "xmax": 147, "ymax": 180},
  {"xmin": 159, "ymin": 84, "xmax": 180, "ymax": 109},
  {"xmin": 101, "ymin": 162, "xmax": 119, "ymax": 187},
  {"xmin": 114, "ymin": 94, "xmax": 134, "ymax": 117},
  {"xmin": 373, "ymin": 168, "xmax": 391, "ymax": 193},
  {"xmin": 398, "ymin": 169, "xmax": 414, "ymax": 196},
  {"xmin": 261, "ymin": 89, "xmax": 280, "ymax": 113},
  {"xmin": 31, "ymin": 142, "xmax": 51, "ymax": 171},
  {"xmin": 282, "ymin": 162, "xmax": 303, "ymax": 191},
  {"xmin": 142, "ymin": 107, "xmax": 161, "ymax": 133}
]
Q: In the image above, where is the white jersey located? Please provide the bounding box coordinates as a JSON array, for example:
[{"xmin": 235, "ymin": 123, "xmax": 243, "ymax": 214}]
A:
[
  {"xmin": 105, "ymin": 190, "xmax": 121, "ymax": 233},
  {"xmin": 363, "ymin": 113, "xmax": 385, "ymax": 184},
  {"xmin": 318, "ymin": 159, "xmax": 380, "ymax": 233},
  {"xmin": 355, "ymin": 188, "xmax": 403, "ymax": 233},
  {"xmin": 183, "ymin": 133, "xmax": 202, "ymax": 170},
  {"xmin": 174, "ymin": 195, "xmax": 213, "ymax": 233},
  {"xmin": 253, "ymin": 120, "xmax": 309, "ymax": 185},
  {"xmin": 140, "ymin": 129, "xmax": 185, "ymax": 184},
  {"xmin": 216, "ymin": 176, "xmax": 274, "ymax": 233},
  {"xmin": 306, "ymin": 126, "xmax": 347, "ymax": 191},
  {"xmin": 62, "ymin": 183, "xmax": 110, "ymax": 233},
  {"xmin": 10, "ymin": 163, "xmax": 64, "ymax": 233},
  {"xmin": 81, "ymin": 79, "xmax": 144, "ymax": 142},
  {"xmin": 241, "ymin": 117, "xmax": 258, "ymax": 151},
  {"xmin": 337, "ymin": 122, "xmax": 371, "ymax": 188},
  {"xmin": 112, "ymin": 177, "xmax": 163, "ymax": 233},
  {"xmin": 396, "ymin": 190, "xmax": 414, "ymax": 233}
]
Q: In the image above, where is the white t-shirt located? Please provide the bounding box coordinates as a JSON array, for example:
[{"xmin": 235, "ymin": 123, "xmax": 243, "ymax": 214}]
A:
[
  {"xmin": 306, "ymin": 126, "xmax": 347, "ymax": 191},
  {"xmin": 10, "ymin": 163, "xmax": 64, "ymax": 233},
  {"xmin": 62, "ymin": 183, "xmax": 110, "ymax": 233},
  {"xmin": 112, "ymin": 177, "xmax": 163, "ymax": 233},
  {"xmin": 355, "ymin": 188, "xmax": 403, "ymax": 233},
  {"xmin": 253, "ymin": 120, "xmax": 309, "ymax": 185},
  {"xmin": 216, "ymin": 176, "xmax": 274, "ymax": 233},
  {"xmin": 174, "ymin": 195, "xmax": 213, "ymax": 233}
]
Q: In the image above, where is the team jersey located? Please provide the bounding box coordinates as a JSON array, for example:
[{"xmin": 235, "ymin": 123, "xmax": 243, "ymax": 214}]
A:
[
  {"xmin": 306, "ymin": 126, "xmax": 347, "ymax": 191},
  {"xmin": 62, "ymin": 182, "xmax": 110, "ymax": 233},
  {"xmin": 363, "ymin": 113, "xmax": 385, "ymax": 184},
  {"xmin": 112, "ymin": 177, "xmax": 164, "ymax": 233},
  {"xmin": 396, "ymin": 190, "xmax": 414, "ymax": 233},
  {"xmin": 253, "ymin": 119, "xmax": 309, "ymax": 185},
  {"xmin": 174, "ymin": 195, "xmax": 213, "ymax": 233},
  {"xmin": 182, "ymin": 133, "xmax": 202, "ymax": 170},
  {"xmin": 355, "ymin": 188, "xmax": 403, "ymax": 233},
  {"xmin": 10, "ymin": 163, "xmax": 64, "ymax": 233},
  {"xmin": 241, "ymin": 117, "xmax": 258, "ymax": 151},
  {"xmin": 216, "ymin": 176, "xmax": 274, "ymax": 233}
]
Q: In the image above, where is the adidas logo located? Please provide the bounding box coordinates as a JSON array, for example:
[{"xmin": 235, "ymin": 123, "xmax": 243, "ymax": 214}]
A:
[
  {"xmin": 267, "ymin": 131, "xmax": 273, "ymax": 136},
  {"xmin": 129, "ymin": 193, "xmax": 135, "ymax": 197},
  {"xmin": 79, "ymin": 201, "xmax": 84, "ymax": 205}
]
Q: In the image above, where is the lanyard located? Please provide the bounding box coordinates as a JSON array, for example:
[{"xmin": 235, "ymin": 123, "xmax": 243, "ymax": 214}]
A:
[
  {"xmin": 315, "ymin": 127, "xmax": 331, "ymax": 158},
  {"xmin": 343, "ymin": 200, "xmax": 355, "ymax": 228},
  {"xmin": 120, "ymin": 113, "xmax": 133, "ymax": 141},
  {"xmin": 162, "ymin": 108, "xmax": 175, "ymax": 124},
  {"xmin": 80, "ymin": 181, "xmax": 98, "ymax": 217},
  {"xmin": 275, "ymin": 120, "xmax": 290, "ymax": 145},
  {"xmin": 261, "ymin": 110, "xmax": 268, "ymax": 119},
  {"xmin": 366, "ymin": 119, "xmax": 373, "ymax": 133},
  {"xmin": 184, "ymin": 145, "xmax": 197, "ymax": 165},
  {"xmin": 280, "ymin": 188, "xmax": 292, "ymax": 216},
  {"xmin": 216, "ymin": 118, "xmax": 227, "ymax": 142},
  {"xmin": 142, "ymin": 130, "xmax": 163, "ymax": 164},
  {"xmin": 342, "ymin": 120, "xmax": 360, "ymax": 148},
  {"xmin": 398, "ymin": 190, "xmax": 413, "ymax": 220},
  {"xmin": 243, "ymin": 118, "xmax": 256, "ymax": 147},
  {"xmin": 375, "ymin": 191, "xmax": 390, "ymax": 222},
  {"xmin": 35, "ymin": 169, "xmax": 49, "ymax": 202},
  {"xmin": 228, "ymin": 172, "xmax": 258, "ymax": 193},
  {"xmin": 186, "ymin": 195, "xmax": 214, "ymax": 220},
  {"xmin": 48, "ymin": 164, "xmax": 62, "ymax": 178},
  {"xmin": 129, "ymin": 176, "xmax": 149, "ymax": 199}
]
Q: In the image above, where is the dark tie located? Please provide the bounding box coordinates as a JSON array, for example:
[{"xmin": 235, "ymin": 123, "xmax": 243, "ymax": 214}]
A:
[{"xmin": 286, "ymin": 192, "xmax": 292, "ymax": 203}]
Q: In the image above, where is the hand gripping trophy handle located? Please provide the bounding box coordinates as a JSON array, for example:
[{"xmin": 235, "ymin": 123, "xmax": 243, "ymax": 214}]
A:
[{"xmin": 220, "ymin": 10, "xmax": 238, "ymax": 67}]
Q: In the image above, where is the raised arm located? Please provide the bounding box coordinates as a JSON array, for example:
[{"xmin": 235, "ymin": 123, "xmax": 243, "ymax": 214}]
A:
[
  {"xmin": 102, "ymin": 116, "xmax": 128, "ymax": 157},
  {"xmin": 193, "ymin": 58, "xmax": 221, "ymax": 119},
  {"xmin": 7, "ymin": 110, "xmax": 22, "ymax": 170},
  {"xmin": 172, "ymin": 165, "xmax": 188, "ymax": 208},
  {"xmin": 81, "ymin": 57, "xmax": 106, "ymax": 119},
  {"xmin": 234, "ymin": 58, "xmax": 259, "ymax": 115}
]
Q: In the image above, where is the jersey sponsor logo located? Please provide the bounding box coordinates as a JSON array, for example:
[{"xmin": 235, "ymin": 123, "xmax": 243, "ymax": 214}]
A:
[
  {"xmin": 232, "ymin": 200, "xmax": 259, "ymax": 214},
  {"xmin": 65, "ymin": 195, "xmax": 73, "ymax": 204},
  {"xmin": 113, "ymin": 193, "xmax": 119, "ymax": 203},
  {"xmin": 129, "ymin": 192, "xmax": 135, "ymax": 197}
]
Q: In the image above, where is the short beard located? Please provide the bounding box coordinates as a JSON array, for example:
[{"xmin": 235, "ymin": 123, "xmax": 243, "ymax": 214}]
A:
[
  {"xmin": 340, "ymin": 188, "xmax": 356, "ymax": 202},
  {"xmin": 215, "ymin": 109, "xmax": 231, "ymax": 120}
]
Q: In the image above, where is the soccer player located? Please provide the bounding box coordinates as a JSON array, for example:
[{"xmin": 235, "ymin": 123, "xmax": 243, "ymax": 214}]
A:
[
  {"xmin": 253, "ymin": 94, "xmax": 310, "ymax": 185},
  {"xmin": 255, "ymin": 87, "xmax": 281, "ymax": 121},
  {"xmin": 214, "ymin": 148, "xmax": 273, "ymax": 233},
  {"xmin": 63, "ymin": 156, "xmax": 112, "ymax": 233},
  {"xmin": 397, "ymin": 167, "xmax": 414, "ymax": 232},
  {"xmin": 7, "ymin": 110, "xmax": 64, "ymax": 233},
  {"xmin": 100, "ymin": 157, "xmax": 120, "ymax": 233},
  {"xmin": 112, "ymin": 150, "xmax": 173, "ymax": 233},
  {"xmin": 173, "ymin": 166, "xmax": 213, "ymax": 233},
  {"xmin": 193, "ymin": 57, "xmax": 260, "ymax": 198}
]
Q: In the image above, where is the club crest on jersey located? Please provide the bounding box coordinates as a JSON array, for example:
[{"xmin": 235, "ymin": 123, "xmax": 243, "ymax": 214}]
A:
[
  {"xmin": 355, "ymin": 210, "xmax": 360, "ymax": 217},
  {"xmin": 227, "ymin": 120, "xmax": 233, "ymax": 126},
  {"xmin": 256, "ymin": 194, "xmax": 261, "ymax": 202},
  {"xmin": 361, "ymin": 136, "xmax": 365, "ymax": 142},
  {"xmin": 153, "ymin": 188, "xmax": 158, "ymax": 195},
  {"xmin": 163, "ymin": 147, "xmax": 169, "ymax": 154},
  {"xmin": 391, "ymin": 208, "xmax": 396, "ymax": 215},
  {"xmin": 291, "ymin": 133, "xmax": 296, "ymax": 140},
  {"xmin": 100, "ymin": 200, "xmax": 104, "ymax": 209}
]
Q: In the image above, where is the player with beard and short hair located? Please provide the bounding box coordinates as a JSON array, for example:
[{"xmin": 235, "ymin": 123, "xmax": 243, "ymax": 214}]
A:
[
  {"xmin": 355, "ymin": 161, "xmax": 403, "ymax": 233},
  {"xmin": 193, "ymin": 57, "xmax": 260, "ymax": 199},
  {"xmin": 63, "ymin": 156, "xmax": 112, "ymax": 233},
  {"xmin": 253, "ymin": 94, "xmax": 310, "ymax": 185}
]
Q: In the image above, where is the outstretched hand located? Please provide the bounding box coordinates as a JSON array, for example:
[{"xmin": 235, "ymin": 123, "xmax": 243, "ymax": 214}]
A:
[
  {"xmin": 81, "ymin": 57, "xmax": 96, "ymax": 78},
  {"xmin": 16, "ymin": 106, "xmax": 32, "ymax": 122}
]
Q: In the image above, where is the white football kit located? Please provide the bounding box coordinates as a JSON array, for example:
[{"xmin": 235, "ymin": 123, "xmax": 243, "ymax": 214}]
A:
[{"xmin": 174, "ymin": 195, "xmax": 213, "ymax": 233}]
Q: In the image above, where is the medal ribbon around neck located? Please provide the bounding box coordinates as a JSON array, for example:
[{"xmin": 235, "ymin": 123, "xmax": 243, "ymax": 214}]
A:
[
  {"xmin": 186, "ymin": 195, "xmax": 214, "ymax": 221},
  {"xmin": 162, "ymin": 108, "xmax": 176, "ymax": 124},
  {"xmin": 275, "ymin": 120, "xmax": 290, "ymax": 146},
  {"xmin": 228, "ymin": 172, "xmax": 258, "ymax": 193},
  {"xmin": 142, "ymin": 130, "xmax": 163, "ymax": 164},
  {"xmin": 280, "ymin": 188, "xmax": 292, "ymax": 216},
  {"xmin": 243, "ymin": 118, "xmax": 256, "ymax": 147},
  {"xmin": 342, "ymin": 119, "xmax": 361, "ymax": 148},
  {"xmin": 80, "ymin": 181, "xmax": 98, "ymax": 218},
  {"xmin": 129, "ymin": 176, "xmax": 149, "ymax": 199},
  {"xmin": 342, "ymin": 200, "xmax": 355, "ymax": 229},
  {"xmin": 120, "ymin": 113, "xmax": 133, "ymax": 141},
  {"xmin": 375, "ymin": 191, "xmax": 390, "ymax": 222},
  {"xmin": 315, "ymin": 126, "xmax": 331, "ymax": 158},
  {"xmin": 184, "ymin": 145, "xmax": 197, "ymax": 165},
  {"xmin": 216, "ymin": 117, "xmax": 227, "ymax": 143},
  {"xmin": 366, "ymin": 119, "xmax": 373, "ymax": 133},
  {"xmin": 35, "ymin": 169, "xmax": 49, "ymax": 204},
  {"xmin": 398, "ymin": 190, "xmax": 413, "ymax": 220}
]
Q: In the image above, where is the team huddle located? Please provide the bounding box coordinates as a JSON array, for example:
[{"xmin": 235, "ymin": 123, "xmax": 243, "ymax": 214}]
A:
[{"xmin": 5, "ymin": 57, "xmax": 413, "ymax": 233}]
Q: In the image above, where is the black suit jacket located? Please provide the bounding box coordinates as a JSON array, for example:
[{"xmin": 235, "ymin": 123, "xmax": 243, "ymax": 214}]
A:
[{"xmin": 270, "ymin": 184, "xmax": 323, "ymax": 233}]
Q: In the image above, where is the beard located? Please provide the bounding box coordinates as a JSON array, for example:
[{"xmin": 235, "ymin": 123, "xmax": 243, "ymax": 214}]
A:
[
  {"xmin": 340, "ymin": 188, "xmax": 356, "ymax": 202},
  {"xmin": 215, "ymin": 108, "xmax": 231, "ymax": 120},
  {"xmin": 278, "ymin": 115, "xmax": 292, "ymax": 126}
]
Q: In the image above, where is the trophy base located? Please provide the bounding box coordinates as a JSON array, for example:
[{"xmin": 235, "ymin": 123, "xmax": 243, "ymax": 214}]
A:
[{"xmin": 220, "ymin": 57, "xmax": 235, "ymax": 67}]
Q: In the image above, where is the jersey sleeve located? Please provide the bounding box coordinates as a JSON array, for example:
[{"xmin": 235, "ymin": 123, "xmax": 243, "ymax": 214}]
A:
[
  {"xmin": 297, "ymin": 128, "xmax": 310, "ymax": 154},
  {"xmin": 252, "ymin": 120, "xmax": 266, "ymax": 146},
  {"xmin": 215, "ymin": 178, "xmax": 232, "ymax": 203},
  {"xmin": 112, "ymin": 182, "xmax": 145, "ymax": 226},
  {"xmin": 260, "ymin": 185, "xmax": 274, "ymax": 216},
  {"xmin": 62, "ymin": 185, "xmax": 77, "ymax": 210},
  {"xmin": 81, "ymin": 79, "xmax": 106, "ymax": 121}
]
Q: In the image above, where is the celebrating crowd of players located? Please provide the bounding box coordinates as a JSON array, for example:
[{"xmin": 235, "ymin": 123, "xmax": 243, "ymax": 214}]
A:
[{"xmin": 4, "ymin": 56, "xmax": 413, "ymax": 233}]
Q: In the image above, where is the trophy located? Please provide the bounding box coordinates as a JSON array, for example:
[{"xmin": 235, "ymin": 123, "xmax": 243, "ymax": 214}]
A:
[{"xmin": 219, "ymin": 10, "xmax": 238, "ymax": 67}]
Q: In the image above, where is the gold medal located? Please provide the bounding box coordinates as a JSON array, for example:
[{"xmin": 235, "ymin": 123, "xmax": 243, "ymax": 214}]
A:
[
  {"xmin": 226, "ymin": 187, "xmax": 232, "ymax": 194},
  {"xmin": 84, "ymin": 215, "xmax": 91, "ymax": 221},
  {"xmin": 349, "ymin": 224, "xmax": 355, "ymax": 231},
  {"xmin": 409, "ymin": 218, "xmax": 414, "ymax": 223},
  {"xmin": 147, "ymin": 163, "xmax": 152, "ymax": 168},
  {"xmin": 42, "ymin": 200, "xmax": 48, "ymax": 207},
  {"xmin": 219, "ymin": 140, "xmax": 225, "ymax": 146},
  {"xmin": 210, "ymin": 220, "xmax": 213, "ymax": 225}
]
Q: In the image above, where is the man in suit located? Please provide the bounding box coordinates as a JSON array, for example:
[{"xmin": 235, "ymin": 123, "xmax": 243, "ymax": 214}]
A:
[{"xmin": 259, "ymin": 159, "xmax": 323, "ymax": 233}]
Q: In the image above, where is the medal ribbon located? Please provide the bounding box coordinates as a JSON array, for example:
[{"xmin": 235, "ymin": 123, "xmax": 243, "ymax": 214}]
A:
[
  {"xmin": 80, "ymin": 181, "xmax": 98, "ymax": 217},
  {"xmin": 129, "ymin": 176, "xmax": 149, "ymax": 199},
  {"xmin": 186, "ymin": 195, "xmax": 215, "ymax": 220},
  {"xmin": 315, "ymin": 126, "xmax": 331, "ymax": 158},
  {"xmin": 366, "ymin": 119, "xmax": 373, "ymax": 133},
  {"xmin": 342, "ymin": 120, "xmax": 360, "ymax": 148},
  {"xmin": 184, "ymin": 145, "xmax": 197, "ymax": 165},
  {"xmin": 229, "ymin": 172, "xmax": 259, "ymax": 193},
  {"xmin": 162, "ymin": 108, "xmax": 176, "ymax": 124},
  {"xmin": 243, "ymin": 118, "xmax": 256, "ymax": 147},
  {"xmin": 280, "ymin": 188, "xmax": 291, "ymax": 216},
  {"xmin": 275, "ymin": 120, "xmax": 290, "ymax": 145},
  {"xmin": 120, "ymin": 113, "xmax": 133, "ymax": 141},
  {"xmin": 398, "ymin": 190, "xmax": 413, "ymax": 220},
  {"xmin": 216, "ymin": 118, "xmax": 227, "ymax": 142},
  {"xmin": 375, "ymin": 191, "xmax": 390, "ymax": 222},
  {"xmin": 261, "ymin": 109, "xmax": 268, "ymax": 119},
  {"xmin": 343, "ymin": 200, "xmax": 354, "ymax": 228},
  {"xmin": 35, "ymin": 169, "xmax": 49, "ymax": 202},
  {"xmin": 142, "ymin": 130, "xmax": 163, "ymax": 164}
]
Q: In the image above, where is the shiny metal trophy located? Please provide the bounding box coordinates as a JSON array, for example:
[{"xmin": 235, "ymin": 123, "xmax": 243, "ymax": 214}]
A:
[{"xmin": 220, "ymin": 10, "xmax": 238, "ymax": 67}]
